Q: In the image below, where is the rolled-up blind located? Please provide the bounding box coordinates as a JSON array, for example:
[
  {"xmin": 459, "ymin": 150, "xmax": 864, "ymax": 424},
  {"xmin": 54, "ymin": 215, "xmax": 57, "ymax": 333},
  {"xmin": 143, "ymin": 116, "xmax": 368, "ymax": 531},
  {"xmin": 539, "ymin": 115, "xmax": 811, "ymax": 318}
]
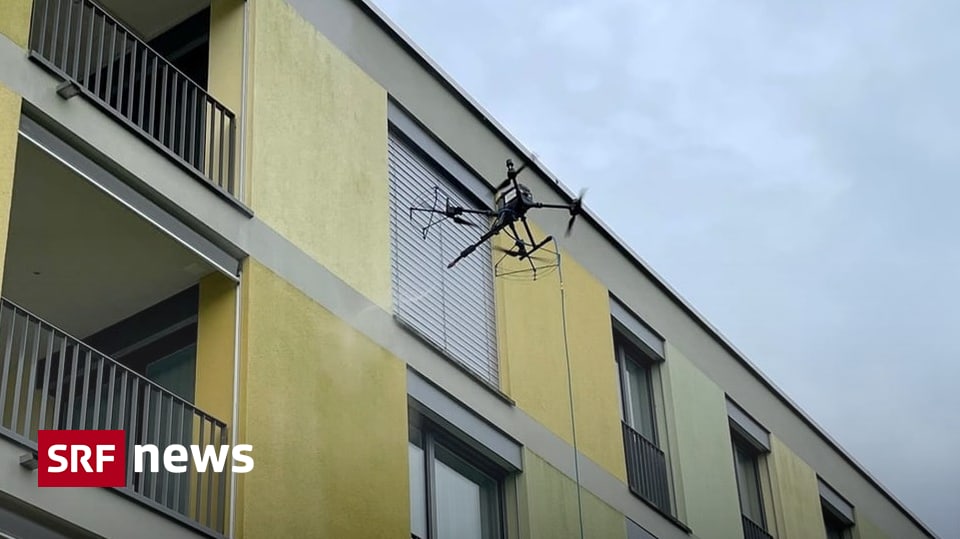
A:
[{"xmin": 388, "ymin": 133, "xmax": 498, "ymax": 386}]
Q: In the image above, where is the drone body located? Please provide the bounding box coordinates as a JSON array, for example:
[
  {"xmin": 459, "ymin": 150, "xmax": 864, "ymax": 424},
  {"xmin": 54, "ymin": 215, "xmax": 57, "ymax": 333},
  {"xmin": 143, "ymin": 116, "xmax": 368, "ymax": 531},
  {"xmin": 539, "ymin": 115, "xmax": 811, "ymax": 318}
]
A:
[{"xmin": 409, "ymin": 159, "xmax": 586, "ymax": 272}]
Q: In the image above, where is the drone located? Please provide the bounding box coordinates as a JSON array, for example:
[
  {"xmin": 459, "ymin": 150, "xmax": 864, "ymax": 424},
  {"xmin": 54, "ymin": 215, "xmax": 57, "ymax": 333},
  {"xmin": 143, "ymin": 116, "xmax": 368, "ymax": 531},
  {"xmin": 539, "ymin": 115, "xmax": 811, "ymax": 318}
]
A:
[{"xmin": 409, "ymin": 159, "xmax": 586, "ymax": 271}]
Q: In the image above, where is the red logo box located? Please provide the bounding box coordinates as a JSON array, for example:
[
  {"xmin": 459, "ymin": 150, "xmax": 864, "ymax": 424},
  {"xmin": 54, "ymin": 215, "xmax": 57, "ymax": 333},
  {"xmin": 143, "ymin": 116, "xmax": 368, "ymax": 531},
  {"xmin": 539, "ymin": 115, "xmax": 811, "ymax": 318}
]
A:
[{"xmin": 37, "ymin": 430, "xmax": 127, "ymax": 487}]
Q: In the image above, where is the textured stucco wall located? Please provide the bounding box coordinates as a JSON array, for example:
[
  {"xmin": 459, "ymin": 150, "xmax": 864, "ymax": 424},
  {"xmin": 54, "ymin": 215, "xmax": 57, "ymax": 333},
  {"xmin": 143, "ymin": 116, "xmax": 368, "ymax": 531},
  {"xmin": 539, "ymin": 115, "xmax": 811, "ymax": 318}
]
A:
[
  {"xmin": 0, "ymin": 83, "xmax": 21, "ymax": 293},
  {"xmin": 496, "ymin": 225, "xmax": 626, "ymax": 482},
  {"xmin": 665, "ymin": 343, "xmax": 743, "ymax": 538},
  {"xmin": 195, "ymin": 272, "xmax": 236, "ymax": 425},
  {"xmin": 769, "ymin": 434, "xmax": 827, "ymax": 539},
  {"xmin": 519, "ymin": 448, "xmax": 626, "ymax": 539},
  {"xmin": 238, "ymin": 259, "xmax": 408, "ymax": 538},
  {"xmin": 0, "ymin": 0, "xmax": 32, "ymax": 48},
  {"xmin": 247, "ymin": 0, "xmax": 391, "ymax": 309}
]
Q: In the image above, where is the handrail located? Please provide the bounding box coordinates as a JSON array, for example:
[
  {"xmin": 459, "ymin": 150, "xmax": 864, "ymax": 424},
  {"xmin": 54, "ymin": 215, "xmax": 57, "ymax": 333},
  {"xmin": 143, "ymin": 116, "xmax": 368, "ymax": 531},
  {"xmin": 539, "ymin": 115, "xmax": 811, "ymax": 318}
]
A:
[
  {"xmin": 0, "ymin": 297, "xmax": 229, "ymax": 536},
  {"xmin": 28, "ymin": 0, "xmax": 239, "ymax": 199},
  {"xmin": 742, "ymin": 514, "xmax": 774, "ymax": 539},
  {"xmin": 622, "ymin": 421, "xmax": 673, "ymax": 516}
]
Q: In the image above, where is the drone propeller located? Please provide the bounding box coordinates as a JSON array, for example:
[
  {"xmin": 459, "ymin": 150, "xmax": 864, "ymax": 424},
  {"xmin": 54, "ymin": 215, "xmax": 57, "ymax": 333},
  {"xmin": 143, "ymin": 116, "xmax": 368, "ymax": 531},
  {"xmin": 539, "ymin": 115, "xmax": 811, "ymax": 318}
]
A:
[
  {"xmin": 495, "ymin": 159, "xmax": 529, "ymax": 192},
  {"xmin": 564, "ymin": 188, "xmax": 587, "ymax": 237}
]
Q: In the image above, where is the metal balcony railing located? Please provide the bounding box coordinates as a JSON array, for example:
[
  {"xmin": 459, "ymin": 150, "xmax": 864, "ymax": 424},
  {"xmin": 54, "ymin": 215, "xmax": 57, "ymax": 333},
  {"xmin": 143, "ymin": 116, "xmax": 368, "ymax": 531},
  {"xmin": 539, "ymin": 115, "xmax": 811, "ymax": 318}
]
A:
[
  {"xmin": 0, "ymin": 298, "xmax": 228, "ymax": 536},
  {"xmin": 28, "ymin": 0, "xmax": 239, "ymax": 200},
  {"xmin": 742, "ymin": 514, "xmax": 773, "ymax": 539},
  {"xmin": 622, "ymin": 421, "xmax": 672, "ymax": 515}
]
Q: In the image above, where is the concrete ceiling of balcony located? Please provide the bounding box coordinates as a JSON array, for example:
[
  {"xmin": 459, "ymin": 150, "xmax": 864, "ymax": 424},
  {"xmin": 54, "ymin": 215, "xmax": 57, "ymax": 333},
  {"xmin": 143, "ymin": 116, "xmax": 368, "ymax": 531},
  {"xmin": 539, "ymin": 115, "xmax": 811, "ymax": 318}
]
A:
[
  {"xmin": 1, "ymin": 139, "xmax": 217, "ymax": 339},
  {"xmin": 99, "ymin": 0, "xmax": 209, "ymax": 41}
]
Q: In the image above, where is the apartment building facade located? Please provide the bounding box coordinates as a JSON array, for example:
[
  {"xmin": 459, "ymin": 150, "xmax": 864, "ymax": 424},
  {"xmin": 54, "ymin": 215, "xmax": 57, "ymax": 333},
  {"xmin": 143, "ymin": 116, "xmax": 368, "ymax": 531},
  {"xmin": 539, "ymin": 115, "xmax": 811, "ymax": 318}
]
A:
[{"xmin": 0, "ymin": 0, "xmax": 937, "ymax": 538}]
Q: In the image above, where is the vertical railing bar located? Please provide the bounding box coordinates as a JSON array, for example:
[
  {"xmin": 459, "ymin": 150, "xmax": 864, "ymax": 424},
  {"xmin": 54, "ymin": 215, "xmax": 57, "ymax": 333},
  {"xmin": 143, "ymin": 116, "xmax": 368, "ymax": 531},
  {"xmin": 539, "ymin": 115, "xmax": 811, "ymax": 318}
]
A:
[
  {"xmin": 126, "ymin": 40, "xmax": 137, "ymax": 120},
  {"xmin": 150, "ymin": 389, "xmax": 162, "ymax": 501},
  {"xmin": 115, "ymin": 31, "xmax": 126, "ymax": 113},
  {"xmin": 94, "ymin": 11, "xmax": 104, "ymax": 98},
  {"xmin": 218, "ymin": 108, "xmax": 226, "ymax": 188},
  {"xmin": 218, "ymin": 426, "xmax": 228, "ymax": 531},
  {"xmin": 197, "ymin": 99, "xmax": 208, "ymax": 176},
  {"xmin": 117, "ymin": 369, "xmax": 128, "ymax": 429},
  {"xmin": 228, "ymin": 115, "xmax": 237, "ymax": 195},
  {"xmin": 140, "ymin": 384, "xmax": 151, "ymax": 494},
  {"xmin": 178, "ymin": 78, "xmax": 187, "ymax": 159},
  {"xmin": 206, "ymin": 102, "xmax": 215, "ymax": 180},
  {"xmin": 82, "ymin": 4, "xmax": 94, "ymax": 89},
  {"xmin": 78, "ymin": 349, "xmax": 92, "ymax": 429},
  {"xmin": 0, "ymin": 307, "xmax": 18, "ymax": 423},
  {"xmin": 104, "ymin": 362, "xmax": 115, "ymax": 429},
  {"xmin": 21, "ymin": 318, "xmax": 43, "ymax": 437},
  {"xmin": 105, "ymin": 22, "xmax": 117, "ymax": 107},
  {"xmin": 126, "ymin": 378, "xmax": 139, "ymax": 490},
  {"xmin": 92, "ymin": 354, "xmax": 103, "ymax": 429},
  {"xmin": 195, "ymin": 416, "xmax": 205, "ymax": 520},
  {"xmin": 148, "ymin": 54, "xmax": 158, "ymax": 135},
  {"xmin": 37, "ymin": 325, "xmax": 54, "ymax": 431},
  {"xmin": 173, "ymin": 400, "xmax": 185, "ymax": 513},
  {"xmin": 71, "ymin": 0, "xmax": 83, "ymax": 79},
  {"xmin": 205, "ymin": 420, "xmax": 215, "ymax": 527},
  {"xmin": 138, "ymin": 47, "xmax": 147, "ymax": 126},
  {"xmin": 187, "ymin": 86, "xmax": 197, "ymax": 167},
  {"xmin": 65, "ymin": 342, "xmax": 79, "ymax": 430},
  {"xmin": 10, "ymin": 312, "xmax": 31, "ymax": 433},
  {"xmin": 160, "ymin": 395, "xmax": 174, "ymax": 507},
  {"xmin": 60, "ymin": 0, "xmax": 73, "ymax": 73},
  {"xmin": 51, "ymin": 335, "xmax": 67, "ymax": 428},
  {"xmin": 49, "ymin": 0, "xmax": 63, "ymax": 66},
  {"xmin": 37, "ymin": 0, "xmax": 51, "ymax": 58},
  {"xmin": 159, "ymin": 65, "xmax": 168, "ymax": 144},
  {"xmin": 168, "ymin": 74, "xmax": 179, "ymax": 150}
]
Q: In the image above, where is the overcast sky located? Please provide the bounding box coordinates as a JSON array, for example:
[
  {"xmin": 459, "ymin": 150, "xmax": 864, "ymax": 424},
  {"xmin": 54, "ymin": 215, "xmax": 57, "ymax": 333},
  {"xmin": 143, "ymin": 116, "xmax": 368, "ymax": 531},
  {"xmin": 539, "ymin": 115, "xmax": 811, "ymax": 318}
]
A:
[{"xmin": 373, "ymin": 1, "xmax": 959, "ymax": 536}]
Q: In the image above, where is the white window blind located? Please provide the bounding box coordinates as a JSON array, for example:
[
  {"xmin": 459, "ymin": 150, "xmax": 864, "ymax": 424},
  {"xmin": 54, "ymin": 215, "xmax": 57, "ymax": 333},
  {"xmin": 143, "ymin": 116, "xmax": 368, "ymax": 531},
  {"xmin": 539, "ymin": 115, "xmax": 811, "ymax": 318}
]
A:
[{"xmin": 388, "ymin": 133, "xmax": 498, "ymax": 386}]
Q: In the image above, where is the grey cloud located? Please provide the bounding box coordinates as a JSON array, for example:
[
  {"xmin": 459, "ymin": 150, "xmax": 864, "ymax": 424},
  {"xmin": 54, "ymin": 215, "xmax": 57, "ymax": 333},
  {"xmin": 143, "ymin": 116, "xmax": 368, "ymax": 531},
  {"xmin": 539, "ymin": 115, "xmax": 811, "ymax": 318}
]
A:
[{"xmin": 374, "ymin": 1, "xmax": 960, "ymax": 535}]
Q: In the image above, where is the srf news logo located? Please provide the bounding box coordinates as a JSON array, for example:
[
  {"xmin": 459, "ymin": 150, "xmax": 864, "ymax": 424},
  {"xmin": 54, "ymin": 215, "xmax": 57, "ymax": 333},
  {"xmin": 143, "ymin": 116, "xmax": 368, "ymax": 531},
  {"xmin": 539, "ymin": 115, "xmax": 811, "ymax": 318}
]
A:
[{"xmin": 37, "ymin": 430, "xmax": 253, "ymax": 487}]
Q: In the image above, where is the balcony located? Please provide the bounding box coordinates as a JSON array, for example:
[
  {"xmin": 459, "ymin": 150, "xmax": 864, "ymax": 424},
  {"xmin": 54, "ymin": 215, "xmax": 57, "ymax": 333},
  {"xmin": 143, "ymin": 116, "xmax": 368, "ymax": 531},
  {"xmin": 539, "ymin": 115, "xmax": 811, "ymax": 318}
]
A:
[
  {"xmin": 27, "ymin": 0, "xmax": 240, "ymax": 202},
  {"xmin": 622, "ymin": 421, "xmax": 672, "ymax": 516},
  {"xmin": 0, "ymin": 134, "xmax": 236, "ymax": 536},
  {"xmin": 742, "ymin": 514, "xmax": 774, "ymax": 539},
  {"xmin": 0, "ymin": 298, "xmax": 228, "ymax": 535}
]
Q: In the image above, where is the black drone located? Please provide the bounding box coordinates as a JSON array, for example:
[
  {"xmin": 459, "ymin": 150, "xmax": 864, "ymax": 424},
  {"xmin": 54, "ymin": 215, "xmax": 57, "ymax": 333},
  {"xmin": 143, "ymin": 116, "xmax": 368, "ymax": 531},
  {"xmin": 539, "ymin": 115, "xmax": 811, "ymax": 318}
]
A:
[{"xmin": 409, "ymin": 159, "xmax": 586, "ymax": 270}]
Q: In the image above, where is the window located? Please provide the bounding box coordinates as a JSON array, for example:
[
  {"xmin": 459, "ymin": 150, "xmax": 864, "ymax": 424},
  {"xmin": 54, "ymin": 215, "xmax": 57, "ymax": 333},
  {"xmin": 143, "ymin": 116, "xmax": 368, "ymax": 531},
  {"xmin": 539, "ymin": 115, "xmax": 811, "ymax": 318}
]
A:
[
  {"xmin": 726, "ymin": 399, "xmax": 773, "ymax": 539},
  {"xmin": 615, "ymin": 333, "xmax": 673, "ymax": 516},
  {"xmin": 409, "ymin": 424, "xmax": 503, "ymax": 539},
  {"xmin": 388, "ymin": 131, "xmax": 498, "ymax": 386},
  {"xmin": 618, "ymin": 339, "xmax": 657, "ymax": 442},
  {"xmin": 823, "ymin": 509, "xmax": 850, "ymax": 539},
  {"xmin": 819, "ymin": 478, "xmax": 855, "ymax": 539},
  {"xmin": 732, "ymin": 436, "xmax": 766, "ymax": 529}
]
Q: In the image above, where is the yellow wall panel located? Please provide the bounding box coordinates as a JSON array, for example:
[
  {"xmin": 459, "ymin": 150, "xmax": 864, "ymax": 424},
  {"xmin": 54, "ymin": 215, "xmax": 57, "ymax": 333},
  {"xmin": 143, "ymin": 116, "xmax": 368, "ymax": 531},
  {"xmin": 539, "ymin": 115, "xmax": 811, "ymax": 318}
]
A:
[
  {"xmin": 0, "ymin": 84, "xmax": 21, "ymax": 290},
  {"xmin": 0, "ymin": 0, "xmax": 32, "ymax": 48},
  {"xmin": 247, "ymin": 0, "xmax": 391, "ymax": 309},
  {"xmin": 496, "ymin": 226, "xmax": 625, "ymax": 481},
  {"xmin": 519, "ymin": 448, "xmax": 625, "ymax": 539},
  {"xmin": 239, "ymin": 260, "xmax": 408, "ymax": 538},
  {"xmin": 769, "ymin": 434, "xmax": 826, "ymax": 539},
  {"xmin": 195, "ymin": 272, "xmax": 237, "ymax": 427}
]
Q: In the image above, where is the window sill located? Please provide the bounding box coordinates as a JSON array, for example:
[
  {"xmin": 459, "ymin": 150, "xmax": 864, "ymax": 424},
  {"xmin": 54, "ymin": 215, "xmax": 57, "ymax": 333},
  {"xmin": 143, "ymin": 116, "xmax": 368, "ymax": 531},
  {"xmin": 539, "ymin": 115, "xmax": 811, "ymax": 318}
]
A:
[{"xmin": 394, "ymin": 316, "xmax": 515, "ymax": 407}]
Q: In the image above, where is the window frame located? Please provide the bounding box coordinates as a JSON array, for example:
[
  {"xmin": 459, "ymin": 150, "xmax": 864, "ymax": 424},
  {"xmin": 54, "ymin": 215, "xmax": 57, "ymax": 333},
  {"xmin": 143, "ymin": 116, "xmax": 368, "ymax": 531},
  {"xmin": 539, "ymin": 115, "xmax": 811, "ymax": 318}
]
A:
[
  {"xmin": 731, "ymin": 432, "xmax": 767, "ymax": 529},
  {"xmin": 409, "ymin": 419, "xmax": 506, "ymax": 539},
  {"xmin": 615, "ymin": 335, "xmax": 660, "ymax": 445},
  {"xmin": 387, "ymin": 126, "xmax": 500, "ymax": 389}
]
